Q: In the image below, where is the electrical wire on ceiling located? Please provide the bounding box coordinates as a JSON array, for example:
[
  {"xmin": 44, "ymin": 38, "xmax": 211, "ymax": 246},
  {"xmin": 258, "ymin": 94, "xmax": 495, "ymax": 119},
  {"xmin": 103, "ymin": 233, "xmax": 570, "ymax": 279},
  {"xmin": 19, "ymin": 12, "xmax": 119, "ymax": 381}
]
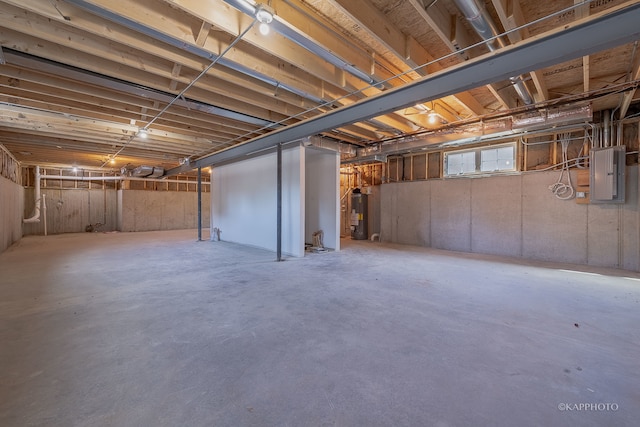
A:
[{"xmin": 102, "ymin": 15, "xmax": 260, "ymax": 167}]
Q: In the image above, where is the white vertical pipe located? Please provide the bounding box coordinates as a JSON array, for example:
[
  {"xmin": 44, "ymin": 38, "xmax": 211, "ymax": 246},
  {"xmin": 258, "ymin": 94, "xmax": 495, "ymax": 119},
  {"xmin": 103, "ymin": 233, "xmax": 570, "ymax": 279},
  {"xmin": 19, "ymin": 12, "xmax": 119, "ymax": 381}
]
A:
[
  {"xmin": 603, "ymin": 111, "xmax": 610, "ymax": 148},
  {"xmin": 23, "ymin": 166, "xmax": 41, "ymax": 223},
  {"xmin": 42, "ymin": 194, "xmax": 47, "ymax": 236}
]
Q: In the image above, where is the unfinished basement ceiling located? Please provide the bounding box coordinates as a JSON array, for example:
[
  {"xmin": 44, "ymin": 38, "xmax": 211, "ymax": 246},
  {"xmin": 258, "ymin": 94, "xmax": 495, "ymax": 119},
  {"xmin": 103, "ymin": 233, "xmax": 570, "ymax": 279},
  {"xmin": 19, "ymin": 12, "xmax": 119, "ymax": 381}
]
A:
[{"xmin": 0, "ymin": 0, "xmax": 639, "ymax": 172}]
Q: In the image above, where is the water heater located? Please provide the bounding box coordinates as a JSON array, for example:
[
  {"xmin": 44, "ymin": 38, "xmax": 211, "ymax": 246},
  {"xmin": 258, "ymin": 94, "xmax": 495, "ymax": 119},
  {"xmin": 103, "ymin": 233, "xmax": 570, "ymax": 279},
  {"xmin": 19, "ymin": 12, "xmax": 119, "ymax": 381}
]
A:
[{"xmin": 350, "ymin": 190, "xmax": 368, "ymax": 240}]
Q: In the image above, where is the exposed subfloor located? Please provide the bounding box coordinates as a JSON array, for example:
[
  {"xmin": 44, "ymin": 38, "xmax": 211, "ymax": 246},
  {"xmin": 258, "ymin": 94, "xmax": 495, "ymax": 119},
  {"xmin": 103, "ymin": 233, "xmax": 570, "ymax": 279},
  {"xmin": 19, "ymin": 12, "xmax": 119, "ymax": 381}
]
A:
[{"xmin": 1, "ymin": 230, "xmax": 639, "ymax": 427}]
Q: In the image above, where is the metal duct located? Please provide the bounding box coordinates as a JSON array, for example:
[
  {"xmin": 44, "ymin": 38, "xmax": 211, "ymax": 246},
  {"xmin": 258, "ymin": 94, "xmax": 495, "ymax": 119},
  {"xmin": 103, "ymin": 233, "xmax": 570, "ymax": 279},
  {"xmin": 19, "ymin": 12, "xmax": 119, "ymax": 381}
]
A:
[
  {"xmin": 511, "ymin": 104, "xmax": 592, "ymax": 129},
  {"xmin": 453, "ymin": 0, "xmax": 534, "ymax": 105},
  {"xmin": 303, "ymin": 136, "xmax": 357, "ymax": 156},
  {"xmin": 131, "ymin": 165, "xmax": 154, "ymax": 177},
  {"xmin": 131, "ymin": 165, "xmax": 165, "ymax": 178},
  {"xmin": 344, "ymin": 104, "xmax": 592, "ymax": 160}
]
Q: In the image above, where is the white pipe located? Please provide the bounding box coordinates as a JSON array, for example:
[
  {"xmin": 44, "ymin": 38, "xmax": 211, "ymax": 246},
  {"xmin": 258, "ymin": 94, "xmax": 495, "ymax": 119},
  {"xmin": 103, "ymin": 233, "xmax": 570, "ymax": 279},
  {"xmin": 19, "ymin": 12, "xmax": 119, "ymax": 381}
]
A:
[
  {"xmin": 40, "ymin": 175, "xmax": 209, "ymax": 184},
  {"xmin": 42, "ymin": 194, "xmax": 47, "ymax": 236},
  {"xmin": 603, "ymin": 111, "xmax": 610, "ymax": 147},
  {"xmin": 23, "ymin": 166, "xmax": 41, "ymax": 223},
  {"xmin": 370, "ymin": 233, "xmax": 380, "ymax": 242}
]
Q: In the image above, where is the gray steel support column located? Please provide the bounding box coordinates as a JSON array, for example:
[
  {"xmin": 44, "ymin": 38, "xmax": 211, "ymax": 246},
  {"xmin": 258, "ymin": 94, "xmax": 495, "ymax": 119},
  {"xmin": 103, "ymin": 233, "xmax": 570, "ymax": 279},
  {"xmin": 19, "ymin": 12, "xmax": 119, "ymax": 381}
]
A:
[
  {"xmin": 276, "ymin": 143, "xmax": 283, "ymax": 261},
  {"xmin": 197, "ymin": 167, "xmax": 202, "ymax": 241},
  {"xmin": 166, "ymin": 1, "xmax": 640, "ymax": 175}
]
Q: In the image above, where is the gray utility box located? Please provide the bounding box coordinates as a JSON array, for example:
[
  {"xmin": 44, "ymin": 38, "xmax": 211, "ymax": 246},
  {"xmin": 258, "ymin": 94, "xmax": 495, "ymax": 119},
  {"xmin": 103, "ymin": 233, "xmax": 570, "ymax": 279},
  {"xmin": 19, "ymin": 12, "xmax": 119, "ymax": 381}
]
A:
[{"xmin": 590, "ymin": 146, "xmax": 625, "ymax": 204}]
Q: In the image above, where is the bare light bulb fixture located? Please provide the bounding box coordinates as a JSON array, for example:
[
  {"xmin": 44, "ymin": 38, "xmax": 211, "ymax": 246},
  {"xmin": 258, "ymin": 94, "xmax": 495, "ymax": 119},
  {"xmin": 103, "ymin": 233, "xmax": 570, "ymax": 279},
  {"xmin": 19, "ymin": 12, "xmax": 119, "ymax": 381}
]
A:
[
  {"xmin": 428, "ymin": 110, "xmax": 439, "ymax": 125},
  {"xmin": 256, "ymin": 4, "xmax": 273, "ymax": 35},
  {"xmin": 138, "ymin": 128, "xmax": 148, "ymax": 139}
]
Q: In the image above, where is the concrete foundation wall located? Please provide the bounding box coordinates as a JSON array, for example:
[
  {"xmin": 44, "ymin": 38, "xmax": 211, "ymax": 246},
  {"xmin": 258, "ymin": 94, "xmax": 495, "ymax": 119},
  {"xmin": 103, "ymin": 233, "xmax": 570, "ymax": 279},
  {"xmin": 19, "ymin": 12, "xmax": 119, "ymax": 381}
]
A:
[
  {"xmin": 23, "ymin": 188, "xmax": 118, "ymax": 235},
  {"xmin": 380, "ymin": 165, "xmax": 640, "ymax": 270},
  {"xmin": 0, "ymin": 175, "xmax": 23, "ymax": 253},
  {"xmin": 119, "ymin": 190, "xmax": 210, "ymax": 232},
  {"xmin": 211, "ymin": 146, "xmax": 304, "ymax": 257}
]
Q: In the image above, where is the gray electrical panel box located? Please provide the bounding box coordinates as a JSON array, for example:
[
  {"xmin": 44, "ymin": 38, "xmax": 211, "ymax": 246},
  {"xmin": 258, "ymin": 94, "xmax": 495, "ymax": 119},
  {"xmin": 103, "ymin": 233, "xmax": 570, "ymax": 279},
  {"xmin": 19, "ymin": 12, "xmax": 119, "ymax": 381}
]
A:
[{"xmin": 590, "ymin": 146, "xmax": 625, "ymax": 203}]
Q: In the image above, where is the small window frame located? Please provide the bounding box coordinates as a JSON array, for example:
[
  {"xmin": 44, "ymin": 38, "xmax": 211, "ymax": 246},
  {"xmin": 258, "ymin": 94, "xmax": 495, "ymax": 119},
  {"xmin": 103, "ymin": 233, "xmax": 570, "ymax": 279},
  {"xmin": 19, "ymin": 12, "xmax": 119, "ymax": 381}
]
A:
[{"xmin": 444, "ymin": 142, "xmax": 517, "ymax": 177}]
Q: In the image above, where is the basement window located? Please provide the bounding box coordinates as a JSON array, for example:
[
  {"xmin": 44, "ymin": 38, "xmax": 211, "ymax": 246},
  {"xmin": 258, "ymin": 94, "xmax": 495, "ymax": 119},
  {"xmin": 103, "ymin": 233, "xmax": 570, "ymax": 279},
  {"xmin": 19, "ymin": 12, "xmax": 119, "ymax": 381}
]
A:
[
  {"xmin": 446, "ymin": 150, "xmax": 476, "ymax": 176},
  {"xmin": 480, "ymin": 145, "xmax": 515, "ymax": 172},
  {"xmin": 445, "ymin": 143, "xmax": 516, "ymax": 177}
]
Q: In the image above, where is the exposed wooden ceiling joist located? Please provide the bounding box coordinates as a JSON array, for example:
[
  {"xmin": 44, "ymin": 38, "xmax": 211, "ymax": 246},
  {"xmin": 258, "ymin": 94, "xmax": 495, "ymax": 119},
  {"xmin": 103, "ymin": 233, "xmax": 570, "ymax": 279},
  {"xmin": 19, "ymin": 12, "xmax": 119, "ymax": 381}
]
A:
[{"xmin": 0, "ymin": 0, "xmax": 638, "ymax": 171}]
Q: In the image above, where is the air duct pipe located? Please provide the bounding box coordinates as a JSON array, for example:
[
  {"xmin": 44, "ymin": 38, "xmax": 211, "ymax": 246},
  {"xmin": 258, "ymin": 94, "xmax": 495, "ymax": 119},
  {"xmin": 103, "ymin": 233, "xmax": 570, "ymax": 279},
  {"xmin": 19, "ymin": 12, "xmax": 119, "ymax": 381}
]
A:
[
  {"xmin": 23, "ymin": 165, "xmax": 41, "ymax": 223},
  {"xmin": 453, "ymin": 0, "xmax": 534, "ymax": 105}
]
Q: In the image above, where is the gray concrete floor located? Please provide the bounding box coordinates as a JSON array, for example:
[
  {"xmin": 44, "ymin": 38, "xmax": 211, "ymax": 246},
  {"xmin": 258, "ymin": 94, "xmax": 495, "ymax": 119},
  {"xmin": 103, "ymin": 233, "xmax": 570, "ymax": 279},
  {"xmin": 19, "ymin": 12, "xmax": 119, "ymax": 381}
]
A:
[{"xmin": 1, "ymin": 230, "xmax": 639, "ymax": 427}]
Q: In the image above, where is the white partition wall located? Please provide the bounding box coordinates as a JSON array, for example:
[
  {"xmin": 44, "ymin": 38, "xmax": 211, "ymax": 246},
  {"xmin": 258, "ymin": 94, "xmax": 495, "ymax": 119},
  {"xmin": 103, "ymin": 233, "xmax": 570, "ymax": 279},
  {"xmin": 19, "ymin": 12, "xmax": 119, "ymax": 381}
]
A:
[
  {"xmin": 211, "ymin": 144, "xmax": 340, "ymax": 257},
  {"xmin": 305, "ymin": 147, "xmax": 340, "ymax": 251},
  {"xmin": 211, "ymin": 145, "xmax": 305, "ymax": 257}
]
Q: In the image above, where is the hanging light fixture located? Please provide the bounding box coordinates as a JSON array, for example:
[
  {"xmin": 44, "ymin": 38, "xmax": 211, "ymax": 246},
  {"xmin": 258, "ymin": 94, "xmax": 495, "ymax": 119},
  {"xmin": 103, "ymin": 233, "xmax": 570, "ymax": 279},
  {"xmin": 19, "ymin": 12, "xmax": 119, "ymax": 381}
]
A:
[
  {"xmin": 138, "ymin": 128, "xmax": 148, "ymax": 139},
  {"xmin": 427, "ymin": 101, "xmax": 440, "ymax": 125}
]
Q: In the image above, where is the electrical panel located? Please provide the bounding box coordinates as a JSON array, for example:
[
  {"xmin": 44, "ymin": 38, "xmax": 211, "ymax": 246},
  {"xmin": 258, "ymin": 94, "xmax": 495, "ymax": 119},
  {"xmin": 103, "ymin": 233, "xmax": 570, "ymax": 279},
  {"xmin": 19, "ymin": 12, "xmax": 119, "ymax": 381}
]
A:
[{"xmin": 590, "ymin": 146, "xmax": 625, "ymax": 204}]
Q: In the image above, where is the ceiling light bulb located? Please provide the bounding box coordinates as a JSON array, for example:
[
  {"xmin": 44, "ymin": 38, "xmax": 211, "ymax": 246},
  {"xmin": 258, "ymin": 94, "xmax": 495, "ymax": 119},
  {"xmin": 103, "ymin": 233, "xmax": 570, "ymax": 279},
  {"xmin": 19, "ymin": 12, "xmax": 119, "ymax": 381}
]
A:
[
  {"xmin": 72, "ymin": 166, "xmax": 78, "ymax": 173},
  {"xmin": 138, "ymin": 128, "xmax": 148, "ymax": 139},
  {"xmin": 256, "ymin": 6, "xmax": 273, "ymax": 24},
  {"xmin": 259, "ymin": 22, "xmax": 270, "ymax": 35},
  {"xmin": 428, "ymin": 111, "xmax": 438, "ymax": 125},
  {"xmin": 110, "ymin": 158, "xmax": 116, "ymax": 165}
]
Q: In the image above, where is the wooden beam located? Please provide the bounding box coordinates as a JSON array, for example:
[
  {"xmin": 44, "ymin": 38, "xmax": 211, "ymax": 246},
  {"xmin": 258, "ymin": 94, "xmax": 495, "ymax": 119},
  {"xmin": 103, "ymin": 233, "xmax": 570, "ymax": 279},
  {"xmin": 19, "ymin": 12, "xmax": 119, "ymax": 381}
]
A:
[
  {"xmin": 0, "ymin": 32, "xmax": 308, "ymax": 124},
  {"xmin": 330, "ymin": 0, "xmax": 485, "ymax": 120},
  {"xmin": 408, "ymin": 0, "xmax": 471, "ymax": 60},
  {"xmin": 97, "ymin": 0, "xmax": 354, "ymax": 89},
  {"xmin": 620, "ymin": 45, "xmax": 640, "ymax": 117},
  {"xmin": 5, "ymin": 0, "xmax": 412, "ymax": 140},
  {"xmin": 169, "ymin": 63, "xmax": 182, "ymax": 91},
  {"xmin": 0, "ymin": 104, "xmax": 218, "ymax": 148},
  {"xmin": 583, "ymin": 55, "xmax": 591, "ymax": 93},
  {"xmin": 491, "ymin": 0, "xmax": 548, "ymax": 101},
  {"xmin": 1, "ymin": 0, "xmax": 326, "ymax": 101},
  {"xmin": 194, "ymin": 20, "xmax": 211, "ymax": 46},
  {"xmin": 575, "ymin": 0, "xmax": 591, "ymax": 95},
  {"xmin": 487, "ymin": 84, "xmax": 514, "ymax": 110}
]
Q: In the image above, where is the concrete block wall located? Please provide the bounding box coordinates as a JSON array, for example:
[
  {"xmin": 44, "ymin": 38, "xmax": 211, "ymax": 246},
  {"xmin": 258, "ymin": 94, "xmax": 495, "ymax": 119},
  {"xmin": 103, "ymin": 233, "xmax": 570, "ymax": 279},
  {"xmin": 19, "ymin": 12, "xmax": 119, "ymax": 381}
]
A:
[
  {"xmin": 380, "ymin": 165, "xmax": 640, "ymax": 271},
  {"xmin": 0, "ymin": 175, "xmax": 24, "ymax": 254},
  {"xmin": 118, "ymin": 190, "xmax": 210, "ymax": 232}
]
